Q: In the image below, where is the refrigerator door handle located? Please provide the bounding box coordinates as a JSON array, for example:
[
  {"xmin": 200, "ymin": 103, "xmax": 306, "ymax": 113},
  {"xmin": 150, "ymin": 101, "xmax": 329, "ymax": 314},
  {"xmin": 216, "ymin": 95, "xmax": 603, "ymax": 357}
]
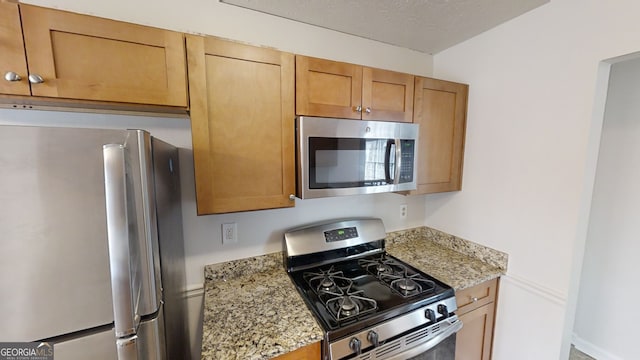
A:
[{"xmin": 103, "ymin": 144, "xmax": 137, "ymax": 338}]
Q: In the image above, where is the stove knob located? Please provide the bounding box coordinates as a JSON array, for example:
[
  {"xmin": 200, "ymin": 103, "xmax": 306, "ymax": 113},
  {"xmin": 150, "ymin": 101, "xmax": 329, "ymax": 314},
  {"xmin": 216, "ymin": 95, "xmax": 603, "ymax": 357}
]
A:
[
  {"xmin": 349, "ymin": 337, "xmax": 362, "ymax": 355},
  {"xmin": 425, "ymin": 308, "xmax": 437, "ymax": 323},
  {"xmin": 437, "ymin": 304, "xmax": 449, "ymax": 319},
  {"xmin": 367, "ymin": 330, "xmax": 379, "ymax": 347}
]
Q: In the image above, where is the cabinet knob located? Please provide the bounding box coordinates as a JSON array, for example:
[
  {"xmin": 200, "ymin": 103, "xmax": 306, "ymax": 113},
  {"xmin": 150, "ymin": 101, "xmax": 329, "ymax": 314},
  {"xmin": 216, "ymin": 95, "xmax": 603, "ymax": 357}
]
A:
[
  {"xmin": 4, "ymin": 71, "xmax": 22, "ymax": 82},
  {"xmin": 365, "ymin": 107, "xmax": 371, "ymax": 114},
  {"xmin": 471, "ymin": 297, "xmax": 478, "ymax": 302},
  {"xmin": 289, "ymin": 194, "xmax": 295, "ymax": 201},
  {"xmin": 28, "ymin": 74, "xmax": 45, "ymax": 84},
  {"xmin": 355, "ymin": 105, "xmax": 362, "ymax": 113}
]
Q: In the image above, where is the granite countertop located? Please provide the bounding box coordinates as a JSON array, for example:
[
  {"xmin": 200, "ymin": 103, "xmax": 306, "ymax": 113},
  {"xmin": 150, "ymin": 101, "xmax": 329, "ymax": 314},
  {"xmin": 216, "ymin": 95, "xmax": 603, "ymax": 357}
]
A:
[
  {"xmin": 385, "ymin": 227, "xmax": 507, "ymax": 290},
  {"xmin": 201, "ymin": 226, "xmax": 508, "ymax": 359},
  {"xmin": 201, "ymin": 253, "xmax": 323, "ymax": 360}
]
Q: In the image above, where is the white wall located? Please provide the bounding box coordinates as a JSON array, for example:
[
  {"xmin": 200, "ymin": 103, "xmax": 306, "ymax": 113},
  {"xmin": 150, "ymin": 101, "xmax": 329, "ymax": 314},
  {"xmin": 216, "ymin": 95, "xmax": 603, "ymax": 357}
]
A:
[
  {"xmin": 572, "ymin": 58, "xmax": 640, "ymax": 360},
  {"xmin": 428, "ymin": 0, "xmax": 640, "ymax": 359}
]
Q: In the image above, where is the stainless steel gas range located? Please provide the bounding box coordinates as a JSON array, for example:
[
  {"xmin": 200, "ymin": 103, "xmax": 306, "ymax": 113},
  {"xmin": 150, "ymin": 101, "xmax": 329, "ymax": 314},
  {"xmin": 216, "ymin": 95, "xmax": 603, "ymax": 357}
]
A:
[{"xmin": 284, "ymin": 218, "xmax": 462, "ymax": 360}]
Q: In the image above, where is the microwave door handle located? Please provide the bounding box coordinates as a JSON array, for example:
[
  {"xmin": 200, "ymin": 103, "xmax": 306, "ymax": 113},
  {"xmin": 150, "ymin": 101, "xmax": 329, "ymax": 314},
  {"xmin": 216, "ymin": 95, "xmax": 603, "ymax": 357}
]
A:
[
  {"xmin": 384, "ymin": 140, "xmax": 395, "ymax": 184},
  {"xmin": 394, "ymin": 139, "xmax": 402, "ymax": 185}
]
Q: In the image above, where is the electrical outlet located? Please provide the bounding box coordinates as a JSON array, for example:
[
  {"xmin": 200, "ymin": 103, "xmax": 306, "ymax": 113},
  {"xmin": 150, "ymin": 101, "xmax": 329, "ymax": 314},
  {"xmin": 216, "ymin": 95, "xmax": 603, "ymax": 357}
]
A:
[
  {"xmin": 400, "ymin": 204, "xmax": 408, "ymax": 219},
  {"xmin": 222, "ymin": 223, "xmax": 238, "ymax": 244}
]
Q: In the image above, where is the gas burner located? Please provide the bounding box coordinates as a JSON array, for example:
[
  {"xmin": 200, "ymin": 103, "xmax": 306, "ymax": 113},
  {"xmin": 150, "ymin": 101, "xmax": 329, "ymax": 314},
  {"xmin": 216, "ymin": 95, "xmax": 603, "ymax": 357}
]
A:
[
  {"xmin": 395, "ymin": 278, "xmax": 418, "ymax": 292},
  {"xmin": 341, "ymin": 298, "xmax": 356, "ymax": 312},
  {"xmin": 320, "ymin": 278, "xmax": 335, "ymax": 289},
  {"xmin": 358, "ymin": 257, "xmax": 400, "ymax": 276},
  {"xmin": 325, "ymin": 287, "xmax": 377, "ymax": 321},
  {"xmin": 382, "ymin": 272, "xmax": 436, "ymax": 297},
  {"xmin": 304, "ymin": 268, "xmax": 352, "ymax": 294}
]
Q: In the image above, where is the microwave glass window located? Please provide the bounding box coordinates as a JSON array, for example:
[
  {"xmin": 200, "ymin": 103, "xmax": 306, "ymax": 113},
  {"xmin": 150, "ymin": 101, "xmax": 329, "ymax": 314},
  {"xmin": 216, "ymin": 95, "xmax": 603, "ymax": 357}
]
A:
[{"xmin": 309, "ymin": 138, "xmax": 395, "ymax": 188}]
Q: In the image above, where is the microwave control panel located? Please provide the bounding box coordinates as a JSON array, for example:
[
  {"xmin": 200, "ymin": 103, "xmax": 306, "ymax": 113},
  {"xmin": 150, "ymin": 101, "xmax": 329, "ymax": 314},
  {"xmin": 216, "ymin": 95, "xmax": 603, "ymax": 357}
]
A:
[{"xmin": 399, "ymin": 140, "xmax": 415, "ymax": 183}]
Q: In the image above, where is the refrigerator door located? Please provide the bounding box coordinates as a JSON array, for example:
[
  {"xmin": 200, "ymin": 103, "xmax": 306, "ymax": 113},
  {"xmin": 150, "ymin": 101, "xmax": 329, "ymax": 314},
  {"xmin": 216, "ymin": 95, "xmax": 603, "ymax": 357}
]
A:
[
  {"xmin": 53, "ymin": 305, "xmax": 166, "ymax": 360},
  {"xmin": 0, "ymin": 126, "xmax": 126, "ymax": 341},
  {"xmin": 151, "ymin": 138, "xmax": 191, "ymax": 359},
  {"xmin": 103, "ymin": 130, "xmax": 163, "ymax": 337},
  {"xmin": 54, "ymin": 327, "xmax": 117, "ymax": 360},
  {"xmin": 115, "ymin": 305, "xmax": 166, "ymax": 360}
]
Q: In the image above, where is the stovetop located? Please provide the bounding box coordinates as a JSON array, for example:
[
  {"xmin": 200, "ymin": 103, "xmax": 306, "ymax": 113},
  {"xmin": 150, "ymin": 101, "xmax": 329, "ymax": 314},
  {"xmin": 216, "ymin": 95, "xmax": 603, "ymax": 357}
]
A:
[{"xmin": 289, "ymin": 252, "xmax": 455, "ymax": 341}]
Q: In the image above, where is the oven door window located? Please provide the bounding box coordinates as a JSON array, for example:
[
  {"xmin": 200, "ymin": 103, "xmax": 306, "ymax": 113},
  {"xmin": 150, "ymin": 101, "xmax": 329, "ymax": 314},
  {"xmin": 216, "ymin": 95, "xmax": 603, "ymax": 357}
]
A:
[
  {"xmin": 309, "ymin": 137, "xmax": 395, "ymax": 189},
  {"xmin": 407, "ymin": 334, "xmax": 456, "ymax": 360}
]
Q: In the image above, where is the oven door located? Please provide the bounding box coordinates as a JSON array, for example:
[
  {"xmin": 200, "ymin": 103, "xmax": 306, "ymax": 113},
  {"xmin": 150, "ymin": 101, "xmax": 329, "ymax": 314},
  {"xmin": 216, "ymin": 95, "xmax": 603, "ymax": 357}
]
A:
[
  {"xmin": 341, "ymin": 316, "xmax": 462, "ymax": 360},
  {"xmin": 404, "ymin": 333, "xmax": 457, "ymax": 360}
]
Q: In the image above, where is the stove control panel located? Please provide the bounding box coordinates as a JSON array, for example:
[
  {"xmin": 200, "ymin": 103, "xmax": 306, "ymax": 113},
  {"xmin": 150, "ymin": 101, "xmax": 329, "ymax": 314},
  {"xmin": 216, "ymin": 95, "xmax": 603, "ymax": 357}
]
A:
[
  {"xmin": 324, "ymin": 227, "xmax": 358, "ymax": 242},
  {"xmin": 329, "ymin": 297, "xmax": 459, "ymax": 359}
]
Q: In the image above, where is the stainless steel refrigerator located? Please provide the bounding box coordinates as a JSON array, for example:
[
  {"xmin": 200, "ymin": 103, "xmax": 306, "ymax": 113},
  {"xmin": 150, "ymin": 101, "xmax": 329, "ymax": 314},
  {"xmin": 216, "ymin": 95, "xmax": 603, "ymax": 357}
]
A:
[{"xmin": 0, "ymin": 125, "xmax": 190, "ymax": 360}]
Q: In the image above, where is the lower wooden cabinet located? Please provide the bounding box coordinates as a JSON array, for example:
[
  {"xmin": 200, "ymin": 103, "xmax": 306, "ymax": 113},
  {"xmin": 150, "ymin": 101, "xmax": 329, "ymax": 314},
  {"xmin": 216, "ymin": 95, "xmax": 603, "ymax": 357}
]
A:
[
  {"xmin": 455, "ymin": 278, "xmax": 499, "ymax": 360},
  {"xmin": 274, "ymin": 342, "xmax": 321, "ymax": 360},
  {"xmin": 410, "ymin": 77, "xmax": 468, "ymax": 194},
  {"xmin": 186, "ymin": 35, "xmax": 296, "ymax": 214}
]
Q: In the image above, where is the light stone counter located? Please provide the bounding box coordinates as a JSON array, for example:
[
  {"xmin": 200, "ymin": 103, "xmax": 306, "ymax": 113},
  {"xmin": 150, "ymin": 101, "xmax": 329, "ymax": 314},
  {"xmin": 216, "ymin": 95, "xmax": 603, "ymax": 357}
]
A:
[
  {"xmin": 386, "ymin": 227, "xmax": 507, "ymax": 290},
  {"xmin": 201, "ymin": 253, "xmax": 323, "ymax": 360},
  {"xmin": 201, "ymin": 226, "xmax": 507, "ymax": 359}
]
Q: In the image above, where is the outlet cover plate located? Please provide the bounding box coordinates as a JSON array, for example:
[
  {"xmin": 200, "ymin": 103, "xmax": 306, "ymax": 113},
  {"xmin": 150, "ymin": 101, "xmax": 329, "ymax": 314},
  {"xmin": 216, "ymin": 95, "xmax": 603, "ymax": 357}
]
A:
[{"xmin": 222, "ymin": 223, "xmax": 238, "ymax": 244}]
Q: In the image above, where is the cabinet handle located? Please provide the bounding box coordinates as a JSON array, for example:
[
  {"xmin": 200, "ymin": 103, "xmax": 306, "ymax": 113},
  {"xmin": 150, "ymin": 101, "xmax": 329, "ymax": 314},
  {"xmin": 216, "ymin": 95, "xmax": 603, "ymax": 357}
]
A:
[
  {"xmin": 4, "ymin": 71, "xmax": 22, "ymax": 82},
  {"xmin": 365, "ymin": 107, "xmax": 371, "ymax": 114},
  {"xmin": 355, "ymin": 105, "xmax": 362, "ymax": 113},
  {"xmin": 28, "ymin": 74, "xmax": 45, "ymax": 84}
]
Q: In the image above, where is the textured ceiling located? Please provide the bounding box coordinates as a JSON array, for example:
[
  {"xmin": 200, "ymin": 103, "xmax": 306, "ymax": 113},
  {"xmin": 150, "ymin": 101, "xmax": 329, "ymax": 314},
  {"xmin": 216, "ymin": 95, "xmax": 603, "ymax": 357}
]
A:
[{"xmin": 220, "ymin": 0, "xmax": 548, "ymax": 54}]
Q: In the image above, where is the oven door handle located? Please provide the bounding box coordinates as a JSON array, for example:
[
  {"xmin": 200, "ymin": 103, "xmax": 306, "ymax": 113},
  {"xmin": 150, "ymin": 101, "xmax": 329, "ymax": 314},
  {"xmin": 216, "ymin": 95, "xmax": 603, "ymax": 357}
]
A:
[{"xmin": 385, "ymin": 318, "xmax": 463, "ymax": 360}]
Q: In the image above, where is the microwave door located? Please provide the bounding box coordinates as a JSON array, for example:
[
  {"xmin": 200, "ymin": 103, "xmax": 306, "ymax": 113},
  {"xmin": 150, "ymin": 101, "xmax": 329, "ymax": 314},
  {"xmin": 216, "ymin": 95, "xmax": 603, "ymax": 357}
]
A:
[{"xmin": 384, "ymin": 139, "xmax": 401, "ymax": 185}]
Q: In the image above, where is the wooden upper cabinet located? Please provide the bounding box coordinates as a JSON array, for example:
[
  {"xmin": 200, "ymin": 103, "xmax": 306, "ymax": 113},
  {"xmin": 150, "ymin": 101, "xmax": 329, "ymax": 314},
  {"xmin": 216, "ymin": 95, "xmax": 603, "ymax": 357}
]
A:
[
  {"xmin": 13, "ymin": 4, "xmax": 187, "ymax": 107},
  {"xmin": 0, "ymin": 2, "xmax": 30, "ymax": 96},
  {"xmin": 187, "ymin": 35, "xmax": 296, "ymax": 214},
  {"xmin": 296, "ymin": 55, "xmax": 413, "ymax": 122},
  {"xmin": 296, "ymin": 56, "xmax": 361, "ymax": 119},
  {"xmin": 410, "ymin": 77, "xmax": 468, "ymax": 194},
  {"xmin": 363, "ymin": 67, "xmax": 414, "ymax": 122}
]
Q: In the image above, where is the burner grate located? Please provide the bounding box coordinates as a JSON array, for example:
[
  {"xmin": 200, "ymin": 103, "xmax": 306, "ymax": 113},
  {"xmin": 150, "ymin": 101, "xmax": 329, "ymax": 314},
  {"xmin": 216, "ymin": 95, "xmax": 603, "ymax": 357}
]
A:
[
  {"xmin": 303, "ymin": 267, "xmax": 378, "ymax": 322},
  {"xmin": 360, "ymin": 255, "xmax": 436, "ymax": 297}
]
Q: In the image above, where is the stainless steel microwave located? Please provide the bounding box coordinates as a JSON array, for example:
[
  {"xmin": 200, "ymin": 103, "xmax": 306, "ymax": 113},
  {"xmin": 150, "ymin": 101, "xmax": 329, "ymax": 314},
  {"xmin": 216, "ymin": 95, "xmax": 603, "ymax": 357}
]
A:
[{"xmin": 296, "ymin": 116, "xmax": 419, "ymax": 199}]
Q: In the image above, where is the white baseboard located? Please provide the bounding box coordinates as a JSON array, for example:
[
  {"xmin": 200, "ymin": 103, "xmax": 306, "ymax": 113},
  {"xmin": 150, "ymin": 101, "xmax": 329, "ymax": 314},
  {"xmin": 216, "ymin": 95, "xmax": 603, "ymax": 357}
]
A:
[{"xmin": 572, "ymin": 333, "xmax": 623, "ymax": 360}]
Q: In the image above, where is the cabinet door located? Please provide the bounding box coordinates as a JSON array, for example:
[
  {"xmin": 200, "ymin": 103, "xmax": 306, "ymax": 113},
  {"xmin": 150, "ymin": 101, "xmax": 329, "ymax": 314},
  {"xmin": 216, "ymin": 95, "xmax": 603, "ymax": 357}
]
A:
[
  {"xmin": 363, "ymin": 67, "xmax": 414, "ymax": 122},
  {"xmin": 0, "ymin": 2, "xmax": 30, "ymax": 96},
  {"xmin": 456, "ymin": 278, "xmax": 498, "ymax": 314},
  {"xmin": 187, "ymin": 35, "xmax": 296, "ymax": 214},
  {"xmin": 296, "ymin": 55, "xmax": 362, "ymax": 119},
  {"xmin": 455, "ymin": 303, "xmax": 495, "ymax": 360},
  {"xmin": 411, "ymin": 77, "xmax": 468, "ymax": 194},
  {"xmin": 19, "ymin": 5, "xmax": 187, "ymax": 107},
  {"xmin": 273, "ymin": 342, "xmax": 321, "ymax": 360}
]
